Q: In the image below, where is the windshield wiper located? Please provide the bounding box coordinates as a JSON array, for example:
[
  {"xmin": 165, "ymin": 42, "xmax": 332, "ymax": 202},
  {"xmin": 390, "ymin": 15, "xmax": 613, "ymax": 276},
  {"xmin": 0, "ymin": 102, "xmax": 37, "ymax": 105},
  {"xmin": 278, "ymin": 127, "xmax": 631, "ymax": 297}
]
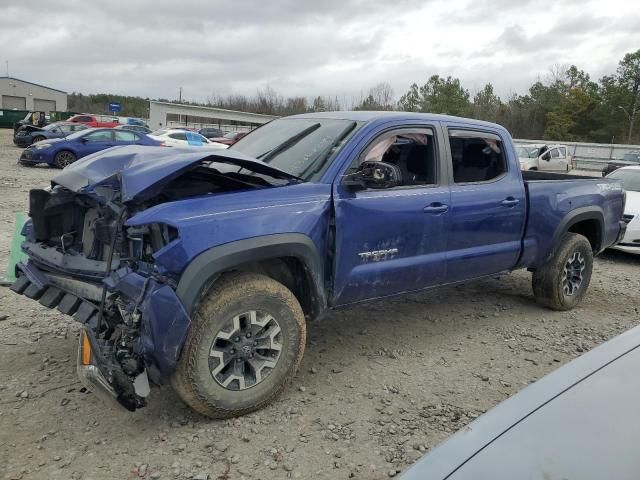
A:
[
  {"xmin": 256, "ymin": 123, "xmax": 321, "ymax": 162},
  {"xmin": 297, "ymin": 121, "xmax": 357, "ymax": 179}
]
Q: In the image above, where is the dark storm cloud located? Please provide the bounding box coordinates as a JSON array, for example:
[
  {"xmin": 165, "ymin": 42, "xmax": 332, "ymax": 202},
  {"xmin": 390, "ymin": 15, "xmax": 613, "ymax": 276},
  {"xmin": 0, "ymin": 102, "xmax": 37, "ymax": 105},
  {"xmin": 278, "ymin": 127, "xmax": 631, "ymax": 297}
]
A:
[
  {"xmin": 1, "ymin": 0, "xmax": 639, "ymax": 102},
  {"xmin": 1, "ymin": 0, "xmax": 427, "ymax": 99}
]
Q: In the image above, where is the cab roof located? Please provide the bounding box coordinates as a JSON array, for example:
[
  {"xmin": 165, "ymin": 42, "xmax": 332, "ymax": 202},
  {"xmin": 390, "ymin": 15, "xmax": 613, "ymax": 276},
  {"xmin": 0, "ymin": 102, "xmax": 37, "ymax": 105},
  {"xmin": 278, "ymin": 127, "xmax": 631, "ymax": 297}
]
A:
[{"xmin": 287, "ymin": 110, "xmax": 505, "ymax": 130}]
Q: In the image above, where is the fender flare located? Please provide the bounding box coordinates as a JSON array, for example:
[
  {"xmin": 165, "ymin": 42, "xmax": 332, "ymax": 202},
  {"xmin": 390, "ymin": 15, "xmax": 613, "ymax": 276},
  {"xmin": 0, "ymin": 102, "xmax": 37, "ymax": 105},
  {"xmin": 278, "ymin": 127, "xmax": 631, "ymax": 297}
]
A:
[
  {"xmin": 176, "ymin": 233, "xmax": 326, "ymax": 317},
  {"xmin": 546, "ymin": 207, "xmax": 605, "ymax": 262}
]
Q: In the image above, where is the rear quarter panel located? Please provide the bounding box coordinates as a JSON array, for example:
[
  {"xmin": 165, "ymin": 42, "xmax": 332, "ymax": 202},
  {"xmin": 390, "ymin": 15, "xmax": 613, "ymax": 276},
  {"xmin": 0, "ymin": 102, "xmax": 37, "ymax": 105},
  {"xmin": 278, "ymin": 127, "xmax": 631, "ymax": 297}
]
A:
[{"xmin": 519, "ymin": 177, "xmax": 625, "ymax": 268}]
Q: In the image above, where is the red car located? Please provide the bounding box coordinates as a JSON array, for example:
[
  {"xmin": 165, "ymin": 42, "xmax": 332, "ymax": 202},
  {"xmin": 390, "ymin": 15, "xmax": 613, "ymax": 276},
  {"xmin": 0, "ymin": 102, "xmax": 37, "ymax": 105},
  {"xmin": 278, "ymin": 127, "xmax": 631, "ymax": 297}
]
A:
[
  {"xmin": 68, "ymin": 114, "xmax": 120, "ymax": 128},
  {"xmin": 210, "ymin": 131, "xmax": 248, "ymax": 145}
]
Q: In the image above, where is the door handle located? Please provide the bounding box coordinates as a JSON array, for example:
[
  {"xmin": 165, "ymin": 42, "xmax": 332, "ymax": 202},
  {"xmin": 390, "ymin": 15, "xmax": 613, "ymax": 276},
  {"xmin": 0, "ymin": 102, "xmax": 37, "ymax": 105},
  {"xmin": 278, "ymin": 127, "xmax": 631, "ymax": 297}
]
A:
[
  {"xmin": 423, "ymin": 202, "xmax": 449, "ymax": 214},
  {"xmin": 501, "ymin": 197, "xmax": 520, "ymax": 207}
]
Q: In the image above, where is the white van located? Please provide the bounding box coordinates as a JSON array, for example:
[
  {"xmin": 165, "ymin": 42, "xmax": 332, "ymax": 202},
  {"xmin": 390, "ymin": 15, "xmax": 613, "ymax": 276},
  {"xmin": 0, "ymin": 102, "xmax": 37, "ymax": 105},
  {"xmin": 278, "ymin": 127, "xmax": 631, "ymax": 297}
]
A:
[{"xmin": 517, "ymin": 144, "xmax": 573, "ymax": 172}]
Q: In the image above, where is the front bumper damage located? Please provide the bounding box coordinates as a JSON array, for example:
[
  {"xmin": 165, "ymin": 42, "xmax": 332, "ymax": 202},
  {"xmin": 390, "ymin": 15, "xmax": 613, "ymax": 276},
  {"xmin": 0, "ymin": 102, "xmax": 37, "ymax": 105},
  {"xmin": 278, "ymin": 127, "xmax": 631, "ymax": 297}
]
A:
[{"xmin": 11, "ymin": 259, "xmax": 191, "ymax": 411}]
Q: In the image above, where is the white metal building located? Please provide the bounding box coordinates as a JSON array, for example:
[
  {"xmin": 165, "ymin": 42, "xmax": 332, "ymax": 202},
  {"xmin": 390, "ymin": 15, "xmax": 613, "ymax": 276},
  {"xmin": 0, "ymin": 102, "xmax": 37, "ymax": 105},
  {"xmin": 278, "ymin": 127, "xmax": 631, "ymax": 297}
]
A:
[
  {"xmin": 149, "ymin": 100, "xmax": 276, "ymax": 132},
  {"xmin": 0, "ymin": 76, "xmax": 67, "ymax": 113}
]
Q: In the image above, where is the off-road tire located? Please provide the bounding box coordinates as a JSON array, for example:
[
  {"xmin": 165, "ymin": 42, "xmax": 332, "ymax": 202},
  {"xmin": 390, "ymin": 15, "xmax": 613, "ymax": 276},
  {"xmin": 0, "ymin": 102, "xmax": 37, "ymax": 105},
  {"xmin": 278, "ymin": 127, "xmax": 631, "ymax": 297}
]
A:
[
  {"xmin": 53, "ymin": 150, "xmax": 76, "ymax": 169},
  {"xmin": 171, "ymin": 272, "xmax": 306, "ymax": 418},
  {"xmin": 532, "ymin": 232, "xmax": 593, "ymax": 311}
]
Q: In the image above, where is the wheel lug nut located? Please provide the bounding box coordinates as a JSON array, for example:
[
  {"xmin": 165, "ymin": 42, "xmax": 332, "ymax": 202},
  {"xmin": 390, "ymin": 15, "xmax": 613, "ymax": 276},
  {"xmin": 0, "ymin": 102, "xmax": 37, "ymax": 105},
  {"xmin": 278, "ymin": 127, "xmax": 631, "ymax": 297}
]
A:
[
  {"xmin": 253, "ymin": 341, "xmax": 258, "ymax": 346},
  {"xmin": 230, "ymin": 348, "xmax": 235, "ymax": 354},
  {"xmin": 246, "ymin": 333, "xmax": 252, "ymax": 338},
  {"xmin": 234, "ymin": 337, "xmax": 240, "ymax": 342}
]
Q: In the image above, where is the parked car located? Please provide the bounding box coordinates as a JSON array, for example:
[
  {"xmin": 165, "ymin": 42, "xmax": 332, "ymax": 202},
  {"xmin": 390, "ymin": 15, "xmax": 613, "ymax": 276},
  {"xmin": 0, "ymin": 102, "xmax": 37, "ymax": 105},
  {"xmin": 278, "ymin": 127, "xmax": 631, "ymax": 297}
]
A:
[
  {"xmin": 68, "ymin": 114, "xmax": 120, "ymax": 128},
  {"xmin": 18, "ymin": 127, "xmax": 161, "ymax": 168},
  {"xmin": 116, "ymin": 124, "xmax": 152, "ymax": 135},
  {"xmin": 117, "ymin": 117, "xmax": 147, "ymax": 127},
  {"xmin": 602, "ymin": 151, "xmax": 640, "ymax": 176},
  {"xmin": 198, "ymin": 127, "xmax": 224, "ymax": 139},
  {"xmin": 517, "ymin": 143, "xmax": 572, "ymax": 171},
  {"xmin": 10, "ymin": 112, "xmax": 626, "ymax": 417},
  {"xmin": 149, "ymin": 128, "xmax": 228, "ymax": 148},
  {"xmin": 13, "ymin": 122, "xmax": 88, "ymax": 147},
  {"xmin": 399, "ymin": 323, "xmax": 640, "ymax": 479},
  {"xmin": 13, "ymin": 111, "xmax": 49, "ymax": 133},
  {"xmin": 209, "ymin": 131, "xmax": 249, "ymax": 145},
  {"xmin": 606, "ymin": 166, "xmax": 640, "ymax": 255}
]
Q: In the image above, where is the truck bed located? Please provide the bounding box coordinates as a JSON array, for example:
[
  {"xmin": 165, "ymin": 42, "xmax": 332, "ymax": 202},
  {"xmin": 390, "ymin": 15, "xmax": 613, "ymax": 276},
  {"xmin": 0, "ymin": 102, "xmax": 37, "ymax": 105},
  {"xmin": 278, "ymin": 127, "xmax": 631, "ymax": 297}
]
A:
[
  {"xmin": 522, "ymin": 171, "xmax": 600, "ymax": 181},
  {"xmin": 519, "ymin": 171, "xmax": 624, "ymax": 269}
]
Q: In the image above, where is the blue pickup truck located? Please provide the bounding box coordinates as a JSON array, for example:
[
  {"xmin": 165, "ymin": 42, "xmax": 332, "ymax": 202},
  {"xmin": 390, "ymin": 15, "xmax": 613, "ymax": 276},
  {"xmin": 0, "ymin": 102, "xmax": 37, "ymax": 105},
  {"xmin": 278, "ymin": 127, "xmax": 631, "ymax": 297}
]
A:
[{"xmin": 10, "ymin": 111, "xmax": 627, "ymax": 417}]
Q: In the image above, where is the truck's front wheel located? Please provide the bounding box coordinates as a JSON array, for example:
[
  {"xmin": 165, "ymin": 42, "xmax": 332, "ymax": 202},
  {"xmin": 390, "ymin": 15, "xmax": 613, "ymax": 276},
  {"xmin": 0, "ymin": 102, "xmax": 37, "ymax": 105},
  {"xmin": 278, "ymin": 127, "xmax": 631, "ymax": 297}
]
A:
[
  {"xmin": 532, "ymin": 233, "xmax": 593, "ymax": 311},
  {"xmin": 172, "ymin": 272, "xmax": 306, "ymax": 418}
]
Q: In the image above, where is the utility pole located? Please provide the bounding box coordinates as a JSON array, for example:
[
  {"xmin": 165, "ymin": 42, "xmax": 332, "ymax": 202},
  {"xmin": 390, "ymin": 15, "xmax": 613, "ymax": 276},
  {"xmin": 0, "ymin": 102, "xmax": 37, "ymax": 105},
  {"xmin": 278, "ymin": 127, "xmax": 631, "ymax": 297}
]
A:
[
  {"xmin": 179, "ymin": 87, "xmax": 182, "ymax": 104},
  {"xmin": 619, "ymin": 105, "xmax": 637, "ymax": 143},
  {"xmin": 5, "ymin": 60, "xmax": 8, "ymax": 76}
]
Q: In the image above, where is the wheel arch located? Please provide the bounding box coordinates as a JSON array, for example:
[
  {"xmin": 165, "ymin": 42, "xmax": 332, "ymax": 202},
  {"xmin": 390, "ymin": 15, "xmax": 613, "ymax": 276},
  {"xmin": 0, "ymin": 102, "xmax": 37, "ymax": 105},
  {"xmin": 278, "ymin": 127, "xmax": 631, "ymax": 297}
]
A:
[
  {"xmin": 176, "ymin": 234, "xmax": 327, "ymax": 320},
  {"xmin": 549, "ymin": 208, "xmax": 604, "ymax": 260}
]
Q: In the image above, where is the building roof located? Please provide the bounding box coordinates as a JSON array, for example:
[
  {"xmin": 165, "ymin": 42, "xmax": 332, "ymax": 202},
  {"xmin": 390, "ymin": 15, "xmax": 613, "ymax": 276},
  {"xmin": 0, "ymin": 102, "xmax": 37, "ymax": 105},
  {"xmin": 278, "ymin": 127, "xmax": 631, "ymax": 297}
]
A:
[
  {"xmin": 0, "ymin": 76, "xmax": 67, "ymax": 94},
  {"xmin": 149, "ymin": 100, "xmax": 277, "ymax": 119}
]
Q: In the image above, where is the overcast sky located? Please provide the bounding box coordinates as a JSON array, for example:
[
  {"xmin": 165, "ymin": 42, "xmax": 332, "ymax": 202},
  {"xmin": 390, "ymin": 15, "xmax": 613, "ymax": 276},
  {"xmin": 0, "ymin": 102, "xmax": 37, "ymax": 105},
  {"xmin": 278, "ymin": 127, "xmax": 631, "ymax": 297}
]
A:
[{"xmin": 1, "ymin": 0, "xmax": 639, "ymax": 104}]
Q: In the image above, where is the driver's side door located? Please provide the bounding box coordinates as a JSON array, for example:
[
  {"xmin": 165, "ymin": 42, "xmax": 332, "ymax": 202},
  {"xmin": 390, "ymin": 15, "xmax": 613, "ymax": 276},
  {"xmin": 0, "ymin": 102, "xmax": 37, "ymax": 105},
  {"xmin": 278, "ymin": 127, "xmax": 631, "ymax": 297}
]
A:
[{"xmin": 331, "ymin": 124, "xmax": 450, "ymax": 306}]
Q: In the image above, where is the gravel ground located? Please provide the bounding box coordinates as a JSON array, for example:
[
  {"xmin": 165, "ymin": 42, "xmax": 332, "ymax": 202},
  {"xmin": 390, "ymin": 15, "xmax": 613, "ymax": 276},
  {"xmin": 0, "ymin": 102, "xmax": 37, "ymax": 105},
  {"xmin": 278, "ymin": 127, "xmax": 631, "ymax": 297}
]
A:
[{"xmin": 0, "ymin": 128, "xmax": 638, "ymax": 480}]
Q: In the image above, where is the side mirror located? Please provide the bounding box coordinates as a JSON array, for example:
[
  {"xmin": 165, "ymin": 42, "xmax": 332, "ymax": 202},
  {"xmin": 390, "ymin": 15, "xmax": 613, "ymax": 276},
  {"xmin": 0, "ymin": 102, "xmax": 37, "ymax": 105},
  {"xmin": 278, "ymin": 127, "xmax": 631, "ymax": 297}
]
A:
[
  {"xmin": 542, "ymin": 153, "xmax": 551, "ymax": 161},
  {"xmin": 343, "ymin": 161, "xmax": 402, "ymax": 190},
  {"xmin": 79, "ymin": 137, "xmax": 88, "ymax": 143}
]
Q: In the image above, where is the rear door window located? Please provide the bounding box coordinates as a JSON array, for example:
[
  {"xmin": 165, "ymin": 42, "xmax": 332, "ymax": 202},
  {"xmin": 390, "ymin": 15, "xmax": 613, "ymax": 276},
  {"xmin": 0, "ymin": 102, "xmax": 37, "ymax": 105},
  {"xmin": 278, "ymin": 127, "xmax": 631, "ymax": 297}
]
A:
[
  {"xmin": 84, "ymin": 130, "xmax": 113, "ymax": 142},
  {"xmin": 449, "ymin": 130, "xmax": 507, "ymax": 183},
  {"xmin": 114, "ymin": 130, "xmax": 138, "ymax": 142}
]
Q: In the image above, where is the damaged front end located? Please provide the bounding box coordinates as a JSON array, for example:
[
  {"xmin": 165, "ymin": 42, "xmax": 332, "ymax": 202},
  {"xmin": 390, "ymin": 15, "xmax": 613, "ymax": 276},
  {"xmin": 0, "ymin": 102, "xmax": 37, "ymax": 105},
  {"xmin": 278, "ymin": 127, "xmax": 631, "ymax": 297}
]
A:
[
  {"xmin": 11, "ymin": 183, "xmax": 190, "ymax": 411},
  {"xmin": 10, "ymin": 146, "xmax": 299, "ymax": 411}
]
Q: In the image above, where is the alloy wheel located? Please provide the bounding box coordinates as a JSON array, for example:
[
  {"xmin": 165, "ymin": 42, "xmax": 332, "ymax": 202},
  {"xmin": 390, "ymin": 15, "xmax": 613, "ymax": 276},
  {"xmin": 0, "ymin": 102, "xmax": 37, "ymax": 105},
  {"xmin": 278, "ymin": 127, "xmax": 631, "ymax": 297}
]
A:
[
  {"xmin": 208, "ymin": 310, "xmax": 283, "ymax": 391},
  {"xmin": 562, "ymin": 251, "xmax": 585, "ymax": 296}
]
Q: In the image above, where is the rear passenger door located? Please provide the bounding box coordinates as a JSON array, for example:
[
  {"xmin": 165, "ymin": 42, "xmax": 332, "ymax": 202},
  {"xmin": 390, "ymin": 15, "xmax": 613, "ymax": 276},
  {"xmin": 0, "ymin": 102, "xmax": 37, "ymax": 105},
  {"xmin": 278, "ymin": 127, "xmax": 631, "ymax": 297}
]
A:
[
  {"xmin": 444, "ymin": 127, "xmax": 526, "ymax": 283},
  {"xmin": 332, "ymin": 124, "xmax": 451, "ymax": 305}
]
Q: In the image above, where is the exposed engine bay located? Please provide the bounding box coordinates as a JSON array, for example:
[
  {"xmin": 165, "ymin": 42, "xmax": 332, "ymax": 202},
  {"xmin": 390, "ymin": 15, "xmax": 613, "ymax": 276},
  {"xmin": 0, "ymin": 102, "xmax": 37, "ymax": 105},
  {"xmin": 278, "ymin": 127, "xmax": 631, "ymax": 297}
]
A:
[{"xmin": 12, "ymin": 160, "xmax": 284, "ymax": 411}]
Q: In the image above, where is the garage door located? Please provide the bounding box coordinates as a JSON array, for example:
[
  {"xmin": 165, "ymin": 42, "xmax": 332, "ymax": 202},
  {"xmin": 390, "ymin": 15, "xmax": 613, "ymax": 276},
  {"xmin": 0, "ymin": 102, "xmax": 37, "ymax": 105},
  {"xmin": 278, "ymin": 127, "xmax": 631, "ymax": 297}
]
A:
[
  {"xmin": 2, "ymin": 95, "xmax": 26, "ymax": 110},
  {"xmin": 33, "ymin": 98, "xmax": 56, "ymax": 113}
]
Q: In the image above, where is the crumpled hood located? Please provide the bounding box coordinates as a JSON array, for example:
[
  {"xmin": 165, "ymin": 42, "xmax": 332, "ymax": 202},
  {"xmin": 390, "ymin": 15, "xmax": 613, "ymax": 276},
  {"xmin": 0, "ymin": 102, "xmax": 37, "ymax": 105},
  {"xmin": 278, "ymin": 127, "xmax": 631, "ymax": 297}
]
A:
[{"xmin": 52, "ymin": 145, "xmax": 299, "ymax": 203}]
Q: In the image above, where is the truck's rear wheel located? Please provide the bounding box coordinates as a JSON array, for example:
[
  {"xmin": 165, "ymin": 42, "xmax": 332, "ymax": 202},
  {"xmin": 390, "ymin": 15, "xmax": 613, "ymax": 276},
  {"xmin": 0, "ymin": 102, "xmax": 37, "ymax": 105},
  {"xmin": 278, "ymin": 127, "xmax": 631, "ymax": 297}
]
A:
[
  {"xmin": 172, "ymin": 272, "xmax": 306, "ymax": 418},
  {"xmin": 532, "ymin": 233, "xmax": 593, "ymax": 311}
]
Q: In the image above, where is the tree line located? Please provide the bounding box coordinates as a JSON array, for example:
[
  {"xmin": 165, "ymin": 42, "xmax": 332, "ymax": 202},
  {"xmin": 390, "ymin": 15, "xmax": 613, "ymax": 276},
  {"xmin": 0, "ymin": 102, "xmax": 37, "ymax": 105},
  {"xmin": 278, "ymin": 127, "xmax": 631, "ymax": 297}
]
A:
[{"xmin": 69, "ymin": 49, "xmax": 640, "ymax": 144}]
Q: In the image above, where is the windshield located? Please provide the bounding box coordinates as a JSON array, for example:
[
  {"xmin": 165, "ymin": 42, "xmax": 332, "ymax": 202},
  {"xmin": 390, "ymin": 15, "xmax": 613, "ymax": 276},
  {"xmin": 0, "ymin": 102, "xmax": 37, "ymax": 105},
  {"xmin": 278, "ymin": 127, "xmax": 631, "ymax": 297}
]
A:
[
  {"xmin": 516, "ymin": 146, "xmax": 538, "ymax": 158},
  {"xmin": 608, "ymin": 169, "xmax": 640, "ymax": 191},
  {"xmin": 231, "ymin": 118, "xmax": 360, "ymax": 181}
]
